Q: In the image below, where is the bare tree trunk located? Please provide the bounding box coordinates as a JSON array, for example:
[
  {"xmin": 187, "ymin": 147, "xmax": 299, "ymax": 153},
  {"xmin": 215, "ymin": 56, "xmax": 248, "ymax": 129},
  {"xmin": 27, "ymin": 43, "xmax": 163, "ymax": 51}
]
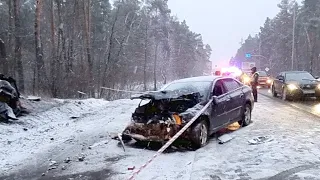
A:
[
  {"xmin": 0, "ymin": 38, "xmax": 8, "ymax": 75},
  {"xmin": 153, "ymin": 42, "xmax": 159, "ymax": 91},
  {"xmin": 143, "ymin": 22, "xmax": 148, "ymax": 91},
  {"xmin": 83, "ymin": 0, "xmax": 93, "ymax": 96},
  {"xmin": 7, "ymin": 0, "xmax": 14, "ymax": 75},
  {"xmin": 100, "ymin": 6, "xmax": 120, "ymax": 96},
  {"xmin": 50, "ymin": 0, "xmax": 57, "ymax": 97},
  {"xmin": 13, "ymin": 0, "xmax": 24, "ymax": 92},
  {"xmin": 305, "ymin": 27, "xmax": 313, "ymax": 74},
  {"xmin": 35, "ymin": 0, "xmax": 46, "ymax": 93},
  {"xmin": 56, "ymin": 0, "xmax": 63, "ymax": 97}
]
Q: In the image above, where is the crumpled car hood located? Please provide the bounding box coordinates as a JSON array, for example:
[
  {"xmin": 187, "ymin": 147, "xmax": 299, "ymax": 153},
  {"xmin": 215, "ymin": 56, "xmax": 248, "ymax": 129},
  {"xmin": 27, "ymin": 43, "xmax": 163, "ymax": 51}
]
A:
[{"xmin": 131, "ymin": 90, "xmax": 201, "ymax": 100}]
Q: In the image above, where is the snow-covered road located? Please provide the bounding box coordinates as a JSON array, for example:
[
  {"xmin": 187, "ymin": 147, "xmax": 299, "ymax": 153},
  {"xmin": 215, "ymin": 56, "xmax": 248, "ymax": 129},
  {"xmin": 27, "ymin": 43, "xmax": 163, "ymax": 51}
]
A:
[{"xmin": 1, "ymin": 95, "xmax": 320, "ymax": 180}]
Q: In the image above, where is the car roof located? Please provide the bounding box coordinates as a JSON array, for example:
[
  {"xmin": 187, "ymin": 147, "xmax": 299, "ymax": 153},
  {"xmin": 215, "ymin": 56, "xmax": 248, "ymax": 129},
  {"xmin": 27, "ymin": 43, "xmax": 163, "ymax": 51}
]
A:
[
  {"xmin": 282, "ymin": 71, "xmax": 309, "ymax": 74},
  {"xmin": 171, "ymin": 76, "xmax": 219, "ymax": 83}
]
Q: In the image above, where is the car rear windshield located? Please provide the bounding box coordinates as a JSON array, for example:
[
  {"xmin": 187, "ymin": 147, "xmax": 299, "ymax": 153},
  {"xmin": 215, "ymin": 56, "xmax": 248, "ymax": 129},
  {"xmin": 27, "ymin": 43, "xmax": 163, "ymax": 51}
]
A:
[
  {"xmin": 286, "ymin": 72, "xmax": 315, "ymax": 81},
  {"xmin": 258, "ymin": 71, "xmax": 268, "ymax": 76},
  {"xmin": 162, "ymin": 81, "xmax": 212, "ymax": 100}
]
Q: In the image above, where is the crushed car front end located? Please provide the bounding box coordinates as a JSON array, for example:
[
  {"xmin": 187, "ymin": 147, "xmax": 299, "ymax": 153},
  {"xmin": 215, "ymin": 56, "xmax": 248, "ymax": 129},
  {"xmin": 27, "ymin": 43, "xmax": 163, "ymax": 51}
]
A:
[{"xmin": 121, "ymin": 90, "xmax": 209, "ymax": 143}]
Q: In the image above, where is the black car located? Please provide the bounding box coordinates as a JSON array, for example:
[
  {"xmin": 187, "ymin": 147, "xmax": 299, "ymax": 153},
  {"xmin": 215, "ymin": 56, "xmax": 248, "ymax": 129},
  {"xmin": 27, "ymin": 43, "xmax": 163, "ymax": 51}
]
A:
[
  {"xmin": 271, "ymin": 71, "xmax": 320, "ymax": 100},
  {"xmin": 120, "ymin": 76, "xmax": 254, "ymax": 148}
]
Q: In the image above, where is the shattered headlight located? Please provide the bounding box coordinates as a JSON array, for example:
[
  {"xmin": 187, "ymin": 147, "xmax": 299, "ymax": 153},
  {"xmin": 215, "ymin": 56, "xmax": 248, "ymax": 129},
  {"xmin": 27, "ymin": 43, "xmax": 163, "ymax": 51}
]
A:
[{"xmin": 172, "ymin": 114, "xmax": 182, "ymax": 125}]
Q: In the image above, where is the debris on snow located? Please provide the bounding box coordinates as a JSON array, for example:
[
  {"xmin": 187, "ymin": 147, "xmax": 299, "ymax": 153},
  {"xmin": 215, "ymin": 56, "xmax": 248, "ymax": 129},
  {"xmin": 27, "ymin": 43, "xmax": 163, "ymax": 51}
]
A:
[
  {"xmin": 218, "ymin": 134, "xmax": 233, "ymax": 144},
  {"xmin": 64, "ymin": 157, "xmax": 71, "ymax": 163},
  {"xmin": 48, "ymin": 161, "xmax": 58, "ymax": 171},
  {"xmin": 248, "ymin": 136, "xmax": 272, "ymax": 145},
  {"xmin": 23, "ymin": 128, "xmax": 28, "ymax": 131},
  {"xmin": 61, "ymin": 165, "xmax": 66, "ymax": 170},
  {"xmin": 128, "ymin": 166, "xmax": 135, "ymax": 170},
  {"xmin": 70, "ymin": 115, "xmax": 80, "ymax": 119},
  {"xmin": 78, "ymin": 154, "xmax": 85, "ymax": 162},
  {"xmin": 41, "ymin": 173, "xmax": 45, "ymax": 176},
  {"xmin": 89, "ymin": 140, "xmax": 109, "ymax": 150},
  {"xmin": 27, "ymin": 96, "xmax": 41, "ymax": 101}
]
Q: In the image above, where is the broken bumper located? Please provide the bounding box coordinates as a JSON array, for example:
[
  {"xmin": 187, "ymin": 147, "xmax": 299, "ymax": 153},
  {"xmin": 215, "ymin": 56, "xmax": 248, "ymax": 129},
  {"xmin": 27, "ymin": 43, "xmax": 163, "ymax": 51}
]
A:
[{"xmin": 122, "ymin": 123, "xmax": 192, "ymax": 142}]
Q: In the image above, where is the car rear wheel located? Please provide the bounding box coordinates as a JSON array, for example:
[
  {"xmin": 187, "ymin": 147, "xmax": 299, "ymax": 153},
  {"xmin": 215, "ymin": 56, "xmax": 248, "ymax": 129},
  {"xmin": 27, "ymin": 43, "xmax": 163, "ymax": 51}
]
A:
[
  {"xmin": 191, "ymin": 120, "xmax": 208, "ymax": 149},
  {"xmin": 238, "ymin": 104, "xmax": 251, "ymax": 127},
  {"xmin": 272, "ymin": 86, "xmax": 277, "ymax": 97}
]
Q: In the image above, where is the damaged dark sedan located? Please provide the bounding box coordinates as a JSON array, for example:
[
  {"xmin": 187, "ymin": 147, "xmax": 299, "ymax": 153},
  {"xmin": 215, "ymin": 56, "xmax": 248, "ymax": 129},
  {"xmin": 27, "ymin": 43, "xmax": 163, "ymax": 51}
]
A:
[{"xmin": 121, "ymin": 76, "xmax": 254, "ymax": 148}]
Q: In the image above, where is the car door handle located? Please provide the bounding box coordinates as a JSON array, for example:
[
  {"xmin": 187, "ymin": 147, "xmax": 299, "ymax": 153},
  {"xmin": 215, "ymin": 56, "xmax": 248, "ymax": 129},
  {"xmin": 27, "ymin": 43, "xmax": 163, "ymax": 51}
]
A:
[
  {"xmin": 240, "ymin": 93, "xmax": 244, "ymax": 98},
  {"xmin": 226, "ymin": 98, "xmax": 231, "ymax": 102}
]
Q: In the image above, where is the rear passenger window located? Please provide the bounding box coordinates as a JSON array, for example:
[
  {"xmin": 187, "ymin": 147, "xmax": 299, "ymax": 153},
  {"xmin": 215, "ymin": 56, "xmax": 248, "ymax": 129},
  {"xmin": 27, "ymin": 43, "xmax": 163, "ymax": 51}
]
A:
[{"xmin": 223, "ymin": 79, "xmax": 241, "ymax": 92}]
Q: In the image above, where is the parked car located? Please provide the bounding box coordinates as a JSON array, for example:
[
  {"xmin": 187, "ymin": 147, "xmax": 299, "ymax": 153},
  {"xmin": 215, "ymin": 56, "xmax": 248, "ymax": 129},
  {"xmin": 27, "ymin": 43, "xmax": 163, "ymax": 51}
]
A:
[
  {"xmin": 120, "ymin": 76, "xmax": 254, "ymax": 148},
  {"xmin": 271, "ymin": 71, "xmax": 320, "ymax": 101},
  {"xmin": 257, "ymin": 71, "xmax": 272, "ymax": 88}
]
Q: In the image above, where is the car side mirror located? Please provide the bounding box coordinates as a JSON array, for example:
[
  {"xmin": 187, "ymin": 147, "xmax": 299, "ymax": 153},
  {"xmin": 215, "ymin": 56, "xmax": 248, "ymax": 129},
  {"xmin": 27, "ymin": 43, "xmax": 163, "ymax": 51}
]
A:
[
  {"xmin": 315, "ymin": 76, "xmax": 319, "ymax": 79},
  {"xmin": 212, "ymin": 95, "xmax": 218, "ymax": 105},
  {"xmin": 278, "ymin": 76, "xmax": 284, "ymax": 82}
]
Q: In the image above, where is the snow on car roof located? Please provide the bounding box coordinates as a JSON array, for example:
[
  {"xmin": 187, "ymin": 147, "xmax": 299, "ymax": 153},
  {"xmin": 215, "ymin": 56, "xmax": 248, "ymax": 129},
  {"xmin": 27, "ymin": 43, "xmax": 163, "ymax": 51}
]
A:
[{"xmin": 171, "ymin": 76, "xmax": 219, "ymax": 83}]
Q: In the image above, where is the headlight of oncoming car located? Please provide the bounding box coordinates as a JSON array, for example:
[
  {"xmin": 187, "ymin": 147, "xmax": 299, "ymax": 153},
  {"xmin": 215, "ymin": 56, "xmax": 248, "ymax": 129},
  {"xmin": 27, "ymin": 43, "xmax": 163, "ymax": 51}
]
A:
[
  {"xmin": 267, "ymin": 79, "xmax": 272, "ymax": 84},
  {"xmin": 287, "ymin": 84, "xmax": 298, "ymax": 91}
]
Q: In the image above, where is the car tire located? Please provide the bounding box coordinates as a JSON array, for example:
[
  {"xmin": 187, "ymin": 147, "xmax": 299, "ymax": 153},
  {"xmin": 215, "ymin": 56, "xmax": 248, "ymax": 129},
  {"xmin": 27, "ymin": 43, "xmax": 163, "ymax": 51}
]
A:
[
  {"xmin": 191, "ymin": 120, "xmax": 209, "ymax": 149},
  {"xmin": 282, "ymin": 88, "xmax": 294, "ymax": 101},
  {"xmin": 272, "ymin": 86, "xmax": 277, "ymax": 97},
  {"xmin": 238, "ymin": 104, "xmax": 251, "ymax": 127},
  {"xmin": 282, "ymin": 88, "xmax": 288, "ymax": 101}
]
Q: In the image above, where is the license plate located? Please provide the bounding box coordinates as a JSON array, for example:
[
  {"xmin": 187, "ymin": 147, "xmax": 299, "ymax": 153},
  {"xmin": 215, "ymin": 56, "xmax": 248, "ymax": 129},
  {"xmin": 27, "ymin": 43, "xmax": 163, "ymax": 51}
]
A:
[{"xmin": 303, "ymin": 90, "xmax": 315, "ymax": 94}]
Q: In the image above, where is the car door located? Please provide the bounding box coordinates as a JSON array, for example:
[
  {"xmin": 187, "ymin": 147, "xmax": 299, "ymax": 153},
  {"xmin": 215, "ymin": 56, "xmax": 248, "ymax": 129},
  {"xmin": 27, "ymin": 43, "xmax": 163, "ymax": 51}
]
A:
[
  {"xmin": 222, "ymin": 78, "xmax": 244, "ymax": 122},
  {"xmin": 211, "ymin": 79, "xmax": 230, "ymax": 128}
]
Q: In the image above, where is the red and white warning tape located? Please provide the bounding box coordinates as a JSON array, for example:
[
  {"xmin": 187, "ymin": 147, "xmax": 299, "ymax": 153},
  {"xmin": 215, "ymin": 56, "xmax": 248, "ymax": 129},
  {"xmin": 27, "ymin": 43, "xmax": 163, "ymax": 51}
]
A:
[{"xmin": 128, "ymin": 99, "xmax": 213, "ymax": 180}]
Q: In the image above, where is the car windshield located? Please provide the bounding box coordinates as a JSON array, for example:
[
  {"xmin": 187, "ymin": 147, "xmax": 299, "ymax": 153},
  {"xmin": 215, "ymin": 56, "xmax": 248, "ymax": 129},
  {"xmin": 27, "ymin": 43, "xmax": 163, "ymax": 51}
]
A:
[
  {"xmin": 162, "ymin": 81, "xmax": 212, "ymax": 100},
  {"xmin": 286, "ymin": 72, "xmax": 315, "ymax": 81},
  {"xmin": 258, "ymin": 71, "xmax": 268, "ymax": 77}
]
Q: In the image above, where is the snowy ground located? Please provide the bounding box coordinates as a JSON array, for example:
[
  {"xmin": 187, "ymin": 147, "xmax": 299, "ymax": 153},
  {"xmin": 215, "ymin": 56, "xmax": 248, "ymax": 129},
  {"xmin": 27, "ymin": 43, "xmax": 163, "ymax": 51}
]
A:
[{"xmin": 1, "ymin": 95, "xmax": 320, "ymax": 180}]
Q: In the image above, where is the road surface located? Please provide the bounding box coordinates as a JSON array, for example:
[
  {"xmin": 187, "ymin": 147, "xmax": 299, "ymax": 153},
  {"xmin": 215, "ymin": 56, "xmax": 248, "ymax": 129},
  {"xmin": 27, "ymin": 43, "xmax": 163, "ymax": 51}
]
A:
[
  {"xmin": 1, "ymin": 95, "xmax": 320, "ymax": 180},
  {"xmin": 258, "ymin": 88, "xmax": 320, "ymax": 117}
]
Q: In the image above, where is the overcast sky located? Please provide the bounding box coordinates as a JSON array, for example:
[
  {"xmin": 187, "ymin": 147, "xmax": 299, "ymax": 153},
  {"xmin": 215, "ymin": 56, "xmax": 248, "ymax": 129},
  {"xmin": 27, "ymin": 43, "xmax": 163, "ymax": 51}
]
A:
[{"xmin": 167, "ymin": 0, "xmax": 300, "ymax": 67}]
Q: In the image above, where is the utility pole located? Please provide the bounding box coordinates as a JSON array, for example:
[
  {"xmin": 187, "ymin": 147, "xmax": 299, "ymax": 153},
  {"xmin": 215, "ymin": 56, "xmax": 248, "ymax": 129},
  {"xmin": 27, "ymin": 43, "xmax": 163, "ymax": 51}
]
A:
[{"xmin": 291, "ymin": 1, "xmax": 296, "ymax": 70}]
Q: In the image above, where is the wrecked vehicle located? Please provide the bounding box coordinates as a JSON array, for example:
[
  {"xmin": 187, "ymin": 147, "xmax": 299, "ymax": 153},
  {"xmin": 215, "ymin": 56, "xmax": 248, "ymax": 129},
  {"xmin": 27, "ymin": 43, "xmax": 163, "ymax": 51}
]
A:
[
  {"xmin": 0, "ymin": 74, "xmax": 28, "ymax": 122},
  {"xmin": 121, "ymin": 76, "xmax": 254, "ymax": 148}
]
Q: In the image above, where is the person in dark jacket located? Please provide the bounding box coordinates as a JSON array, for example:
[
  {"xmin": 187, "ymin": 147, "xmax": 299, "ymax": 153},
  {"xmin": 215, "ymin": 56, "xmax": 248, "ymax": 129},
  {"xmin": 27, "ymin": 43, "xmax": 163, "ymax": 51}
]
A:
[{"xmin": 250, "ymin": 67, "xmax": 259, "ymax": 102}]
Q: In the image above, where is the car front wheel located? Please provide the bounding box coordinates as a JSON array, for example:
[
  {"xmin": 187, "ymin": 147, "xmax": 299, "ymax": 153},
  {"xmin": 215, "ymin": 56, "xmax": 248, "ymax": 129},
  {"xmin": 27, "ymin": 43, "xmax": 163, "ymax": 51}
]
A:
[
  {"xmin": 191, "ymin": 120, "xmax": 209, "ymax": 149},
  {"xmin": 282, "ymin": 88, "xmax": 288, "ymax": 101},
  {"xmin": 238, "ymin": 104, "xmax": 251, "ymax": 127},
  {"xmin": 272, "ymin": 86, "xmax": 277, "ymax": 97}
]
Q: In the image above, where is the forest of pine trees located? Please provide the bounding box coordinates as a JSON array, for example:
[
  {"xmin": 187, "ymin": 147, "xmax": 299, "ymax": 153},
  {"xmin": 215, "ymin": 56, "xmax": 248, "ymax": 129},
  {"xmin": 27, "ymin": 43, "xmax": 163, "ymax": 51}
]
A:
[
  {"xmin": 233, "ymin": 0, "xmax": 320, "ymax": 77},
  {"xmin": 0, "ymin": 0, "xmax": 212, "ymax": 98}
]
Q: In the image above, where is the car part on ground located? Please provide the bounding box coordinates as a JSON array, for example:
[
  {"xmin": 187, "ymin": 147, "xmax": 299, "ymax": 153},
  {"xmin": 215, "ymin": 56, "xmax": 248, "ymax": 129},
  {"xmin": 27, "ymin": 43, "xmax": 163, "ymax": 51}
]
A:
[{"xmin": 0, "ymin": 76, "xmax": 29, "ymax": 122}]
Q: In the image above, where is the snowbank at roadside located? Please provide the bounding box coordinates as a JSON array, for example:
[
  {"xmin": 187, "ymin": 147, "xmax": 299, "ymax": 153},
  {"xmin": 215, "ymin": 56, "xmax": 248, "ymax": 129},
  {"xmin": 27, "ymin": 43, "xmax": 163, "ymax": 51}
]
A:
[{"xmin": 0, "ymin": 98, "xmax": 140, "ymax": 176}]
